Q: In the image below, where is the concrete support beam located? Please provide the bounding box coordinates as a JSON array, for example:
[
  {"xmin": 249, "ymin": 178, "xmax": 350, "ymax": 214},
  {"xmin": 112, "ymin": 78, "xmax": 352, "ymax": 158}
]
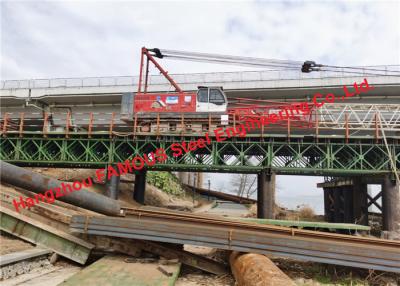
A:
[
  {"xmin": 133, "ymin": 170, "xmax": 147, "ymax": 204},
  {"xmin": 106, "ymin": 170, "xmax": 120, "ymax": 200},
  {"xmin": 257, "ymin": 171, "xmax": 275, "ymax": 219},
  {"xmin": 382, "ymin": 176, "xmax": 400, "ymax": 239}
]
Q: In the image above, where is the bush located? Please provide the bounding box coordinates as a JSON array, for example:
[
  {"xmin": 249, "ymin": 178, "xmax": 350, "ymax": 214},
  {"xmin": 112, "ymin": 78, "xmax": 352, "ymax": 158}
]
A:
[
  {"xmin": 146, "ymin": 171, "xmax": 184, "ymax": 196},
  {"xmin": 298, "ymin": 205, "xmax": 316, "ymax": 220}
]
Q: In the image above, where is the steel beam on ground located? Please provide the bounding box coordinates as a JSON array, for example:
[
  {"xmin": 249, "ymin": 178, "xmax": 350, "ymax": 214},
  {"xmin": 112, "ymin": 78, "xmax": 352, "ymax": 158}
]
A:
[
  {"xmin": 69, "ymin": 208, "xmax": 400, "ymax": 273},
  {"xmin": 1, "ymin": 207, "xmax": 94, "ymax": 264},
  {"xmin": 0, "ymin": 248, "xmax": 51, "ymax": 267}
]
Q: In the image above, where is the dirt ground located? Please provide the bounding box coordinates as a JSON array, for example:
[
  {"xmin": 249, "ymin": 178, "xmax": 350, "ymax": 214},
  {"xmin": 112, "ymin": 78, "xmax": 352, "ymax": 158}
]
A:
[
  {"xmin": 273, "ymin": 258, "xmax": 400, "ymax": 286},
  {"xmin": 28, "ymin": 168, "xmax": 200, "ymax": 211}
]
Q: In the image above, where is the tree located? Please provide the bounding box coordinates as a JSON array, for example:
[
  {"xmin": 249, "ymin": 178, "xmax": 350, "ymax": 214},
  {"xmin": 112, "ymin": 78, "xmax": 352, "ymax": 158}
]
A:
[{"xmin": 232, "ymin": 174, "xmax": 257, "ymax": 199}]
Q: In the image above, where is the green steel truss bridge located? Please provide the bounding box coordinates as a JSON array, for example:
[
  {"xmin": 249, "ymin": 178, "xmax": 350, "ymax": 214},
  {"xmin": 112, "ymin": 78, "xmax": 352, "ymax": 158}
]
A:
[
  {"xmin": 1, "ymin": 132, "xmax": 399, "ymax": 176},
  {"xmin": 1, "ymin": 102, "xmax": 399, "ymax": 176}
]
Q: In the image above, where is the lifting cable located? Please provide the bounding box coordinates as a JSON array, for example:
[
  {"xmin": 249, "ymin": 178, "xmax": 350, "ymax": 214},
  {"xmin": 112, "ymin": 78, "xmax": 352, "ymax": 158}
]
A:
[{"xmin": 149, "ymin": 48, "xmax": 400, "ymax": 76}]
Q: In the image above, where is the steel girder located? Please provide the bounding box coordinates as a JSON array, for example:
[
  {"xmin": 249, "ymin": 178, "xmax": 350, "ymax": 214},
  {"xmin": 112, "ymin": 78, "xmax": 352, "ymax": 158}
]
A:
[{"xmin": 0, "ymin": 135, "xmax": 399, "ymax": 175}]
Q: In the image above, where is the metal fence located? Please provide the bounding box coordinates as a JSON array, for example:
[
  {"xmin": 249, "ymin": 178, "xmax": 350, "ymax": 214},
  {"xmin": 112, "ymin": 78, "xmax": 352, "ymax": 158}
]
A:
[{"xmin": 2, "ymin": 65, "xmax": 400, "ymax": 90}]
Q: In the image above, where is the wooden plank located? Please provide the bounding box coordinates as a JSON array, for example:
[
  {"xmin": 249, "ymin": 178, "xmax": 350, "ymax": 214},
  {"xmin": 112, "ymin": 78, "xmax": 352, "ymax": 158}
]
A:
[
  {"xmin": 60, "ymin": 255, "xmax": 181, "ymax": 286},
  {"xmin": 0, "ymin": 206, "xmax": 94, "ymax": 264}
]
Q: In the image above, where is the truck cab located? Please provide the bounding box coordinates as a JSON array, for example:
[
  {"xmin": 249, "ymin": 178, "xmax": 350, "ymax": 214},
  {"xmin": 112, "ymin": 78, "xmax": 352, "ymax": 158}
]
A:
[{"xmin": 196, "ymin": 86, "xmax": 227, "ymax": 112}]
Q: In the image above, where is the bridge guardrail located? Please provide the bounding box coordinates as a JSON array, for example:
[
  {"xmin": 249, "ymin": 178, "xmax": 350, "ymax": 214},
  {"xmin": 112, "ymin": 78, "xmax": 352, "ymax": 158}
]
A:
[{"xmin": 2, "ymin": 65, "xmax": 400, "ymax": 90}]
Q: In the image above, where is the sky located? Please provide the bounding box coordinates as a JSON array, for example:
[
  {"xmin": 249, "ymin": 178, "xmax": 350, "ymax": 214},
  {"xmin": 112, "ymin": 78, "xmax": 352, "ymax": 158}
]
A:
[
  {"xmin": 1, "ymin": 0, "xmax": 399, "ymax": 80},
  {"xmin": 1, "ymin": 0, "xmax": 398, "ymax": 212}
]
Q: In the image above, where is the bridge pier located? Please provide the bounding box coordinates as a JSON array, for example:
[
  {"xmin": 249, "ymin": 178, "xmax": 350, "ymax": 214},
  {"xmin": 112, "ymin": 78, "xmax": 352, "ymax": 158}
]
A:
[
  {"xmin": 178, "ymin": 172, "xmax": 203, "ymax": 188},
  {"xmin": 382, "ymin": 176, "xmax": 400, "ymax": 239},
  {"xmin": 133, "ymin": 170, "xmax": 147, "ymax": 204},
  {"xmin": 257, "ymin": 171, "xmax": 275, "ymax": 219},
  {"xmin": 106, "ymin": 169, "xmax": 120, "ymax": 200},
  {"xmin": 178, "ymin": 172, "xmax": 189, "ymax": 185}
]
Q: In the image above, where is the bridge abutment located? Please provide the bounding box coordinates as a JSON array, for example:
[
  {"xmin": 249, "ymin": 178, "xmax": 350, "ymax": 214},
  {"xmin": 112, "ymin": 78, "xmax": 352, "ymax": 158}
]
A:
[
  {"xmin": 257, "ymin": 171, "xmax": 275, "ymax": 219},
  {"xmin": 320, "ymin": 175, "xmax": 400, "ymax": 238},
  {"xmin": 320, "ymin": 177, "xmax": 369, "ymax": 227},
  {"xmin": 133, "ymin": 170, "xmax": 147, "ymax": 204}
]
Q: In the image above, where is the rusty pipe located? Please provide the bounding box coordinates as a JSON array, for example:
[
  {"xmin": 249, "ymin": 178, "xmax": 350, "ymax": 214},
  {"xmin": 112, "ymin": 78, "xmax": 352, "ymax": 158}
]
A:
[
  {"xmin": 0, "ymin": 161, "xmax": 122, "ymax": 216},
  {"xmin": 230, "ymin": 251, "xmax": 295, "ymax": 286}
]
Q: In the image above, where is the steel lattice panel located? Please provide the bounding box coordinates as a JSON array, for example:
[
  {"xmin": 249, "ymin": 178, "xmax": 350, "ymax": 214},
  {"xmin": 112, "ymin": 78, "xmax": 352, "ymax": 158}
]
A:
[{"xmin": 1, "ymin": 135, "xmax": 398, "ymax": 175}]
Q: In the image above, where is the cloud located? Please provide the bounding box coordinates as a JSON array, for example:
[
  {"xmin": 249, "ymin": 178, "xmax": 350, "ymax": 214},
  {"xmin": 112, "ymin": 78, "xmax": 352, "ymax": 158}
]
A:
[{"xmin": 1, "ymin": 1, "xmax": 399, "ymax": 80}]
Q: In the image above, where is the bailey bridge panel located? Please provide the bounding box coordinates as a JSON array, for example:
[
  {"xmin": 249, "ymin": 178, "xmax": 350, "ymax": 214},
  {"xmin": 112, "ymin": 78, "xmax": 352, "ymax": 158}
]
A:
[{"xmin": 1, "ymin": 135, "xmax": 398, "ymax": 176}]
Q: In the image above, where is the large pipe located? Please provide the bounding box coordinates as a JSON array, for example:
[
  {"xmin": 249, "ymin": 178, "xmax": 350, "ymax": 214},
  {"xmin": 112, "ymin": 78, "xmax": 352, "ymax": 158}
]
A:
[
  {"xmin": 0, "ymin": 161, "xmax": 122, "ymax": 216},
  {"xmin": 230, "ymin": 251, "xmax": 295, "ymax": 286}
]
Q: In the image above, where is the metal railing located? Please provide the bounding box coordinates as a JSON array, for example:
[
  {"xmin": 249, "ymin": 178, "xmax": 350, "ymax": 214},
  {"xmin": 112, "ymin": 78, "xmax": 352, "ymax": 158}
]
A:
[{"xmin": 2, "ymin": 65, "xmax": 400, "ymax": 90}]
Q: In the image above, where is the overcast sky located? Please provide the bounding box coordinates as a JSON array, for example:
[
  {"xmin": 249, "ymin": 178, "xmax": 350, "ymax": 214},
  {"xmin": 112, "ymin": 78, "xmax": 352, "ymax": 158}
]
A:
[
  {"xmin": 1, "ymin": 0, "xmax": 398, "ymax": 212},
  {"xmin": 1, "ymin": 0, "xmax": 399, "ymax": 80}
]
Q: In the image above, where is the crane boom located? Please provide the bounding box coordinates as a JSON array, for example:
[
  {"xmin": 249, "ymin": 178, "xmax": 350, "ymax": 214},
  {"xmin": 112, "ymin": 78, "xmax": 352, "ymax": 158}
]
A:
[{"xmin": 149, "ymin": 48, "xmax": 303, "ymax": 70}]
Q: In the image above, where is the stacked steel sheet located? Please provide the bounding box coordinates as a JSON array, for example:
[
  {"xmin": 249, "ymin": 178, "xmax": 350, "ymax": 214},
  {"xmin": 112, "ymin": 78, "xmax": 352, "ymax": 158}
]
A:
[{"xmin": 70, "ymin": 207, "xmax": 400, "ymax": 273}]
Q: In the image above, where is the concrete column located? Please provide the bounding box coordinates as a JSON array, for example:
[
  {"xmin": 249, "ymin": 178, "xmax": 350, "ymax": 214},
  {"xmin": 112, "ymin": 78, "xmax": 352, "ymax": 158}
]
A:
[
  {"xmin": 382, "ymin": 175, "xmax": 400, "ymax": 238},
  {"xmin": 257, "ymin": 171, "xmax": 275, "ymax": 219},
  {"xmin": 196, "ymin": 172, "xmax": 203, "ymax": 188},
  {"xmin": 178, "ymin": 172, "xmax": 189, "ymax": 185},
  {"xmin": 352, "ymin": 178, "xmax": 368, "ymax": 225},
  {"xmin": 133, "ymin": 170, "xmax": 147, "ymax": 204},
  {"xmin": 106, "ymin": 173, "xmax": 120, "ymax": 200}
]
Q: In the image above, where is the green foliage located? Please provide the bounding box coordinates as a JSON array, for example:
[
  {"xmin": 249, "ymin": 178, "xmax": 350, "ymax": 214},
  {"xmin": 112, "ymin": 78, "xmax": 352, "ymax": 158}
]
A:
[{"xmin": 146, "ymin": 171, "xmax": 184, "ymax": 196}]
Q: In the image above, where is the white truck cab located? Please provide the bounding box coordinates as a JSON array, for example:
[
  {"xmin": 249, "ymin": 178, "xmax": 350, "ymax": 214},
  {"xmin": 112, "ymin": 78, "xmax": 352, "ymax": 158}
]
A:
[{"xmin": 196, "ymin": 86, "xmax": 228, "ymax": 113}]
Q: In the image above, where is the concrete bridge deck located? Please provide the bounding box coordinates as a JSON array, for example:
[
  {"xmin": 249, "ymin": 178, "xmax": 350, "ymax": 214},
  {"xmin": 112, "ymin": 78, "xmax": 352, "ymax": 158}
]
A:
[{"xmin": 2, "ymin": 68, "xmax": 400, "ymax": 106}]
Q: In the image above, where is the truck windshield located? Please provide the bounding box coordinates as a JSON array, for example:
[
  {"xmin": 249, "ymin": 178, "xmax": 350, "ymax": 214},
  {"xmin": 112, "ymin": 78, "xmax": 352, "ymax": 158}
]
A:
[
  {"xmin": 197, "ymin": 89, "xmax": 208, "ymax": 102},
  {"xmin": 209, "ymin": 89, "xmax": 225, "ymax": 104}
]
